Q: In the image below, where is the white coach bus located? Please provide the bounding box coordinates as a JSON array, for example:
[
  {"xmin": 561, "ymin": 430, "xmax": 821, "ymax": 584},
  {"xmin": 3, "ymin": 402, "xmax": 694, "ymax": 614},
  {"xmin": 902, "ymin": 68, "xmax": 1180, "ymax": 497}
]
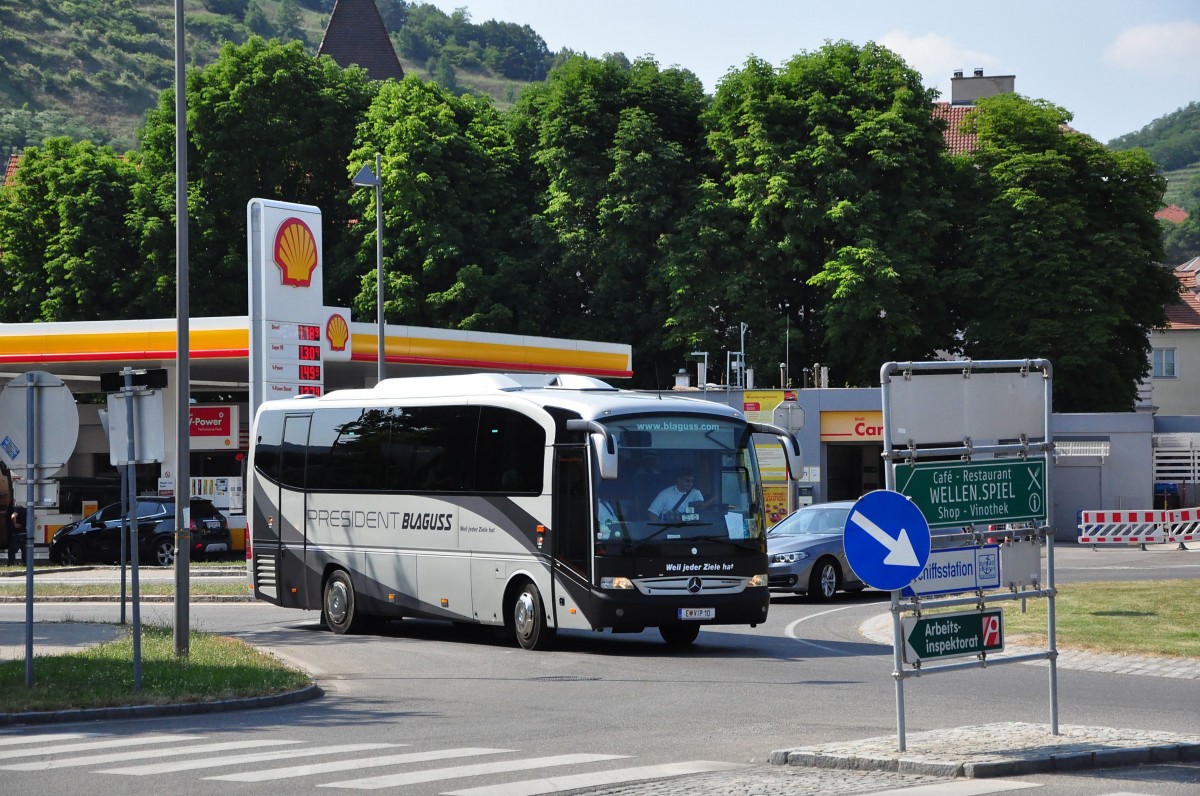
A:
[{"xmin": 247, "ymin": 373, "xmax": 800, "ymax": 649}]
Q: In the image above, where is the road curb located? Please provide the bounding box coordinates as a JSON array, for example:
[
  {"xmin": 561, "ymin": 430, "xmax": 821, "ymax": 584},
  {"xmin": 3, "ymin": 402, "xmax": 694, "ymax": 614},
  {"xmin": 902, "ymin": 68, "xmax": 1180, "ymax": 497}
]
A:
[
  {"xmin": 0, "ymin": 684, "xmax": 323, "ymax": 727},
  {"xmin": 769, "ymin": 723, "xmax": 1200, "ymax": 779}
]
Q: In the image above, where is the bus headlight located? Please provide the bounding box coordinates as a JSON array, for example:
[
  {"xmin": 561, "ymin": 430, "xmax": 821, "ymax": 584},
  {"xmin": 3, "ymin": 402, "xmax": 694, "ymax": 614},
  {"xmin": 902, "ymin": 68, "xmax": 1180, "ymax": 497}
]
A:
[
  {"xmin": 600, "ymin": 577, "xmax": 635, "ymax": 590},
  {"xmin": 747, "ymin": 573, "xmax": 768, "ymax": 588}
]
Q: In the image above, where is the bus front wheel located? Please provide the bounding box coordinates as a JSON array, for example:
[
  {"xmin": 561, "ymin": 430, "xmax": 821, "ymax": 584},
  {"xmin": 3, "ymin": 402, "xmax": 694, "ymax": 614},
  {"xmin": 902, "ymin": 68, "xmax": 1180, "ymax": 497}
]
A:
[
  {"xmin": 659, "ymin": 623, "xmax": 701, "ymax": 646},
  {"xmin": 323, "ymin": 570, "xmax": 364, "ymax": 635},
  {"xmin": 511, "ymin": 581, "xmax": 553, "ymax": 650}
]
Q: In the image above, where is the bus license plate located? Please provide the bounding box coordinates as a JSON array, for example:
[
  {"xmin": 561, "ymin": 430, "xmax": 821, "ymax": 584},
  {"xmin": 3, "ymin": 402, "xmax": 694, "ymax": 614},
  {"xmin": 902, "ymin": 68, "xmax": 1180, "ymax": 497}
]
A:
[{"xmin": 678, "ymin": 608, "xmax": 715, "ymax": 620}]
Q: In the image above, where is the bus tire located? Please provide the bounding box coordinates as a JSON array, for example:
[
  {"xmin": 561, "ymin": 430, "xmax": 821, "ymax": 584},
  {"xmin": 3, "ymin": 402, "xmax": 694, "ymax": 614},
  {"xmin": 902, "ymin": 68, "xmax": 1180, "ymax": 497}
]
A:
[
  {"xmin": 323, "ymin": 569, "xmax": 364, "ymax": 635},
  {"xmin": 659, "ymin": 623, "xmax": 701, "ymax": 646},
  {"xmin": 511, "ymin": 581, "xmax": 553, "ymax": 650}
]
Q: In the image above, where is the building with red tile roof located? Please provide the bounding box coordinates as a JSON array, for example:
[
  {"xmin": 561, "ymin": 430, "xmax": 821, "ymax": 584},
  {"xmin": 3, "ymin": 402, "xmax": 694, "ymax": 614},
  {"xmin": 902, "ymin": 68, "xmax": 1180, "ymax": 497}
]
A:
[
  {"xmin": 933, "ymin": 102, "xmax": 979, "ymax": 155},
  {"xmin": 3, "ymin": 153, "xmax": 19, "ymax": 187},
  {"xmin": 1156, "ymin": 204, "xmax": 1189, "ymax": 224},
  {"xmin": 1147, "ymin": 258, "xmax": 1200, "ymax": 415}
]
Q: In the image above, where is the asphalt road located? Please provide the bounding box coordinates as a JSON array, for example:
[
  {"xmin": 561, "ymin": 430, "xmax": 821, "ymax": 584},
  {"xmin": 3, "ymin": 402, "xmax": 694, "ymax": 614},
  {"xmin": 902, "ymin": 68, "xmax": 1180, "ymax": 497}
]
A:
[{"xmin": 0, "ymin": 543, "xmax": 1196, "ymax": 795}]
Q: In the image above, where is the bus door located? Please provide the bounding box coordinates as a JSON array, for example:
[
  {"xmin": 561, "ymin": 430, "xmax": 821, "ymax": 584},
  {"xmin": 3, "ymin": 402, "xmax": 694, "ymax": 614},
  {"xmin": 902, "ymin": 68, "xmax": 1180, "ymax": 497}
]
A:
[
  {"xmin": 551, "ymin": 447, "xmax": 593, "ymax": 630},
  {"xmin": 275, "ymin": 413, "xmax": 311, "ymax": 607}
]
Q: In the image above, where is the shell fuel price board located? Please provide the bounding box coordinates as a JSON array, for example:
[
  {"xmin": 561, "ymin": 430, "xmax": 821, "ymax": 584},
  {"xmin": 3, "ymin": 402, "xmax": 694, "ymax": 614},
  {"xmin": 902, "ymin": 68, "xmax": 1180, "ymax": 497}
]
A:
[{"xmin": 264, "ymin": 320, "xmax": 323, "ymax": 397}]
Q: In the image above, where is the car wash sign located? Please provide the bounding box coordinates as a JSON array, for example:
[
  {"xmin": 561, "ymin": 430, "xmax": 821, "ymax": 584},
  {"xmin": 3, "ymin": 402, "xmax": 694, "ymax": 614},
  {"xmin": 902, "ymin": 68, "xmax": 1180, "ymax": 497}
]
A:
[{"xmin": 894, "ymin": 457, "xmax": 1046, "ymax": 530}]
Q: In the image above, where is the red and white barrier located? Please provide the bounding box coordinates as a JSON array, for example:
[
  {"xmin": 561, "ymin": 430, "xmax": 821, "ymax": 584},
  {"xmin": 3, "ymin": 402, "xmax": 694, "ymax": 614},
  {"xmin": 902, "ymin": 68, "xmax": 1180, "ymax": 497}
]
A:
[
  {"xmin": 1167, "ymin": 508, "xmax": 1200, "ymax": 544},
  {"xmin": 1077, "ymin": 508, "xmax": 1195, "ymax": 546}
]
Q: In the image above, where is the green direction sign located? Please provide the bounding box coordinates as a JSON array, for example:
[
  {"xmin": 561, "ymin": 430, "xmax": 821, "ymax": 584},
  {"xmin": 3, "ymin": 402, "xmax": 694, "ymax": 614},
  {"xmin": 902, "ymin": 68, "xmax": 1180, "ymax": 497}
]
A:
[
  {"xmin": 902, "ymin": 609, "xmax": 1004, "ymax": 664},
  {"xmin": 893, "ymin": 457, "xmax": 1046, "ymax": 530}
]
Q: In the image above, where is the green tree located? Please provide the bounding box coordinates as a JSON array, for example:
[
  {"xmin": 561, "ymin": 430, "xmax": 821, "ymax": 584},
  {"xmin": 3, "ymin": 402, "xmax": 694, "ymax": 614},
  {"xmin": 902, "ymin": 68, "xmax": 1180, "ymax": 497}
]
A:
[
  {"xmin": 953, "ymin": 93, "xmax": 1178, "ymax": 412},
  {"xmin": 350, "ymin": 76, "xmax": 537, "ymax": 331},
  {"xmin": 244, "ymin": 0, "xmax": 272, "ymax": 38},
  {"xmin": 204, "ymin": 0, "xmax": 249, "ymax": 15},
  {"xmin": 0, "ymin": 138, "xmax": 145, "ymax": 322},
  {"xmin": 0, "ymin": 106, "xmax": 114, "ymax": 152},
  {"xmin": 276, "ymin": 0, "xmax": 304, "ymax": 43},
  {"xmin": 134, "ymin": 37, "xmax": 377, "ymax": 316},
  {"xmin": 671, "ymin": 43, "xmax": 959, "ymax": 387},
  {"xmin": 511, "ymin": 55, "xmax": 710, "ymax": 384},
  {"xmin": 377, "ymin": 0, "xmax": 408, "ymax": 31}
]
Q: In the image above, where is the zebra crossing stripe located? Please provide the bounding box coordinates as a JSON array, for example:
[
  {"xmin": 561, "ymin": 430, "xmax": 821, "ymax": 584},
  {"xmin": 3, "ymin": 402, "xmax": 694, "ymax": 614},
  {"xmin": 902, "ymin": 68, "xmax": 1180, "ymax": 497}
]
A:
[
  {"xmin": 0, "ymin": 739, "xmax": 298, "ymax": 771},
  {"xmin": 0, "ymin": 734, "xmax": 203, "ymax": 761},
  {"xmin": 443, "ymin": 760, "xmax": 749, "ymax": 796},
  {"xmin": 320, "ymin": 753, "xmax": 630, "ymax": 790},
  {"xmin": 207, "ymin": 747, "xmax": 514, "ymax": 782},
  {"xmin": 99, "ymin": 743, "xmax": 399, "ymax": 776},
  {"xmin": 0, "ymin": 734, "xmax": 104, "ymax": 747}
]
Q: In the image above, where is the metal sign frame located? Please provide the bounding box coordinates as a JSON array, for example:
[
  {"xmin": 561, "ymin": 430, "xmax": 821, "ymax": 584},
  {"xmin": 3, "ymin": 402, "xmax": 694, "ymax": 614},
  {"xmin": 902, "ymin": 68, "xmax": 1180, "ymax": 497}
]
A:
[{"xmin": 880, "ymin": 359, "xmax": 1058, "ymax": 752}]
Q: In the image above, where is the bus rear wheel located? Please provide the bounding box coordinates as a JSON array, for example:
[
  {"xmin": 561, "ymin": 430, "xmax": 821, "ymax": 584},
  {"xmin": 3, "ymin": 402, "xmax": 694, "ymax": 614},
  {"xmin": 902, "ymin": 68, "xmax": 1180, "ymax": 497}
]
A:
[
  {"xmin": 511, "ymin": 581, "xmax": 553, "ymax": 650},
  {"xmin": 323, "ymin": 569, "xmax": 364, "ymax": 634},
  {"xmin": 659, "ymin": 623, "xmax": 701, "ymax": 647}
]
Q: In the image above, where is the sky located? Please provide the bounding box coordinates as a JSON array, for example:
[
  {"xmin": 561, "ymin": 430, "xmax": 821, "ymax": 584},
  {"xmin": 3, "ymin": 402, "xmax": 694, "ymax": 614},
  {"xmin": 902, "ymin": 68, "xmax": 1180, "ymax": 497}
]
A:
[{"xmin": 420, "ymin": 0, "xmax": 1200, "ymax": 144}]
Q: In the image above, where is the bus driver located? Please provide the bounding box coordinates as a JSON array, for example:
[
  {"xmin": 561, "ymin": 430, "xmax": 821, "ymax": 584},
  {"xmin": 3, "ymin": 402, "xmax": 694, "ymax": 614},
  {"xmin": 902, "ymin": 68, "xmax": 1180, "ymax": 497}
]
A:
[{"xmin": 647, "ymin": 467, "xmax": 715, "ymax": 521}]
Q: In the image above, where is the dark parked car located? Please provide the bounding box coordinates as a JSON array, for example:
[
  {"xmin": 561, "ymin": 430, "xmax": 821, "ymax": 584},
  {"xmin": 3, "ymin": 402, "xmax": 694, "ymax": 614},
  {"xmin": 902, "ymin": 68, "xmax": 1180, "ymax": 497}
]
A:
[
  {"xmin": 49, "ymin": 497, "xmax": 231, "ymax": 567},
  {"xmin": 766, "ymin": 500, "xmax": 866, "ymax": 601}
]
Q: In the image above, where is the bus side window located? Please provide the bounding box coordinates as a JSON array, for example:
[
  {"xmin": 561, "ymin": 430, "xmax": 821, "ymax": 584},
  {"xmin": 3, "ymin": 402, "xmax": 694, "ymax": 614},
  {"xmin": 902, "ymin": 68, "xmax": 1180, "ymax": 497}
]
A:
[
  {"xmin": 322, "ymin": 408, "xmax": 391, "ymax": 491},
  {"xmin": 279, "ymin": 415, "xmax": 312, "ymax": 490},
  {"xmin": 253, "ymin": 411, "xmax": 285, "ymax": 484},
  {"xmin": 553, "ymin": 450, "xmax": 589, "ymax": 577},
  {"xmin": 476, "ymin": 407, "xmax": 545, "ymax": 494},
  {"xmin": 388, "ymin": 406, "xmax": 477, "ymax": 492}
]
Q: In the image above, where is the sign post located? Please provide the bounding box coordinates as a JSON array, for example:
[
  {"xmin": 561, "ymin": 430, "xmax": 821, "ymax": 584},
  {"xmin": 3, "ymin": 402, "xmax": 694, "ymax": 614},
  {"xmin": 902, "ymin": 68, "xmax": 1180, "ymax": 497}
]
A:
[
  {"xmin": 103, "ymin": 367, "xmax": 167, "ymax": 690},
  {"xmin": 880, "ymin": 358, "xmax": 1056, "ymax": 752},
  {"xmin": 0, "ymin": 371, "xmax": 79, "ymax": 687}
]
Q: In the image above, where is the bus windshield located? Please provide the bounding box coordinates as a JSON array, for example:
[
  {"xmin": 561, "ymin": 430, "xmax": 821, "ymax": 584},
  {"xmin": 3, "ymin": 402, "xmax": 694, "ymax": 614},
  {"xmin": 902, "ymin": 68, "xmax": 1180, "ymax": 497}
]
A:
[{"xmin": 593, "ymin": 414, "xmax": 763, "ymax": 553}]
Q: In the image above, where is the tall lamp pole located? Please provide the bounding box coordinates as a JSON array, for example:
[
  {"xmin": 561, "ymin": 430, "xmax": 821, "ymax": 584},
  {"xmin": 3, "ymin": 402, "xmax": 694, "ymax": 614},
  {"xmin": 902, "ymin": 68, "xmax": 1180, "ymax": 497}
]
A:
[
  {"xmin": 173, "ymin": 0, "xmax": 191, "ymax": 658},
  {"xmin": 353, "ymin": 154, "xmax": 385, "ymax": 384}
]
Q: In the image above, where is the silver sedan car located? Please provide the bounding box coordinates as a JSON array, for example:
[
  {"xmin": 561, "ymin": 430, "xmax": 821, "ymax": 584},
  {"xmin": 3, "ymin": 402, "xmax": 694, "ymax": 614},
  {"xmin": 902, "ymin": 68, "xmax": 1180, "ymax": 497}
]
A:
[{"xmin": 766, "ymin": 500, "xmax": 866, "ymax": 601}]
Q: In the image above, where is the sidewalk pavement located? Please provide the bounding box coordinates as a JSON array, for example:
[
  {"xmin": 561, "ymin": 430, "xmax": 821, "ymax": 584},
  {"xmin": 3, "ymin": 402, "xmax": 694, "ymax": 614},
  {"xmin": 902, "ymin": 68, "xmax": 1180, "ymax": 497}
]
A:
[{"xmin": 0, "ymin": 620, "xmax": 124, "ymax": 661}]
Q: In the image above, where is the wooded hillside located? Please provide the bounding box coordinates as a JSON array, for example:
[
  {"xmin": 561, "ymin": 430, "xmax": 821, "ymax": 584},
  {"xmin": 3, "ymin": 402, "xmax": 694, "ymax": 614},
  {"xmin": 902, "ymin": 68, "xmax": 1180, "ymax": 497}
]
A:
[{"xmin": 0, "ymin": 1, "xmax": 547, "ymax": 151}]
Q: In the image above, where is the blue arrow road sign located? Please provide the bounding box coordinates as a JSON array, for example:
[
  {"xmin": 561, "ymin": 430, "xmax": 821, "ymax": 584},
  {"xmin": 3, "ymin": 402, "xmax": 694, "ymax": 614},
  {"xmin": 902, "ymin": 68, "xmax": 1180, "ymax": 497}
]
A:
[{"xmin": 844, "ymin": 490, "xmax": 932, "ymax": 591}]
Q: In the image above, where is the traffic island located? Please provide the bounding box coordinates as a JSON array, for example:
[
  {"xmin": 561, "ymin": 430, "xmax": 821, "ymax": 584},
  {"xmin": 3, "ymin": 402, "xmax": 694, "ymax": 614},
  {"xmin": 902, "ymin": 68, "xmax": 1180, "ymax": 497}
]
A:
[{"xmin": 769, "ymin": 722, "xmax": 1200, "ymax": 778}]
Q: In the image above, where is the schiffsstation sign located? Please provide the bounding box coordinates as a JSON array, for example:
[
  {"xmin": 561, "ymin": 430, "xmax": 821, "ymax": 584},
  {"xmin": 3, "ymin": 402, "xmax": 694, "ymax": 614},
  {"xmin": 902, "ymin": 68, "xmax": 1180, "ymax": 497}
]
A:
[{"xmin": 893, "ymin": 457, "xmax": 1046, "ymax": 530}]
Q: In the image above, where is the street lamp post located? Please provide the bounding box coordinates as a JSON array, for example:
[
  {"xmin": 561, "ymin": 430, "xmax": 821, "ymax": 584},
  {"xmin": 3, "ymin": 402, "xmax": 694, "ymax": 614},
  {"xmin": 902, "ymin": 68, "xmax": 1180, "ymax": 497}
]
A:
[{"xmin": 353, "ymin": 154, "xmax": 385, "ymax": 384}]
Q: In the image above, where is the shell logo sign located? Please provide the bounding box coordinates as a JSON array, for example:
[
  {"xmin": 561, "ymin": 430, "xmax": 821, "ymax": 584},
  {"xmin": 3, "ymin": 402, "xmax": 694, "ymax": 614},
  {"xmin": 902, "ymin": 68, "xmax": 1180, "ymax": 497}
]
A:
[
  {"xmin": 326, "ymin": 313, "xmax": 349, "ymax": 352},
  {"xmin": 273, "ymin": 217, "xmax": 319, "ymax": 287}
]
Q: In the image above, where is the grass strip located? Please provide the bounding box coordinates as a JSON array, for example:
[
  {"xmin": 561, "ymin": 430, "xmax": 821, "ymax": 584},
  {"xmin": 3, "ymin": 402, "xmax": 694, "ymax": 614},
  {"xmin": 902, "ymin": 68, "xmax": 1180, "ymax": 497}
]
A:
[
  {"xmin": 994, "ymin": 579, "xmax": 1200, "ymax": 658},
  {"xmin": 0, "ymin": 624, "xmax": 310, "ymax": 714},
  {"xmin": 0, "ymin": 581, "xmax": 251, "ymax": 598}
]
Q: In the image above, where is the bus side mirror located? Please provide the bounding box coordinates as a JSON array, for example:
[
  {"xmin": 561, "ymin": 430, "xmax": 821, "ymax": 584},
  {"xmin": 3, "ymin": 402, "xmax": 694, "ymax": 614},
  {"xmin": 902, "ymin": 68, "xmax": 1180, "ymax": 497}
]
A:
[
  {"xmin": 566, "ymin": 419, "xmax": 619, "ymax": 480},
  {"xmin": 750, "ymin": 422, "xmax": 802, "ymax": 482}
]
